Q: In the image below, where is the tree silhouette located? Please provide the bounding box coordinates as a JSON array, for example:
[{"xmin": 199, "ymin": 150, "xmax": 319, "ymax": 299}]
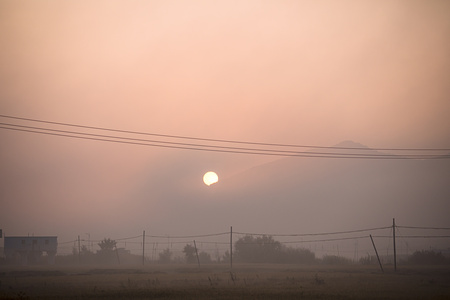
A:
[
  {"xmin": 234, "ymin": 235, "xmax": 315, "ymax": 264},
  {"xmin": 97, "ymin": 238, "xmax": 117, "ymax": 264},
  {"xmin": 183, "ymin": 244, "xmax": 197, "ymax": 263},
  {"xmin": 408, "ymin": 250, "xmax": 447, "ymax": 265},
  {"xmin": 234, "ymin": 235, "xmax": 282, "ymax": 263},
  {"xmin": 98, "ymin": 238, "xmax": 116, "ymax": 253},
  {"xmin": 159, "ymin": 248, "xmax": 172, "ymax": 263},
  {"xmin": 198, "ymin": 251, "xmax": 212, "ymax": 264}
]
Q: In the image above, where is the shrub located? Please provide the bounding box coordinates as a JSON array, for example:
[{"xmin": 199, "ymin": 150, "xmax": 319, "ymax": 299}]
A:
[
  {"xmin": 321, "ymin": 255, "xmax": 353, "ymax": 265},
  {"xmin": 359, "ymin": 255, "xmax": 378, "ymax": 265},
  {"xmin": 407, "ymin": 250, "xmax": 447, "ymax": 265},
  {"xmin": 234, "ymin": 235, "xmax": 316, "ymax": 264},
  {"xmin": 158, "ymin": 248, "xmax": 172, "ymax": 263},
  {"xmin": 198, "ymin": 251, "xmax": 212, "ymax": 264}
]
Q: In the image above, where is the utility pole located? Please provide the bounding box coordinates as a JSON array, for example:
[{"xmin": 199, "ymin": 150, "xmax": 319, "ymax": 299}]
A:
[
  {"xmin": 142, "ymin": 230, "xmax": 145, "ymax": 266},
  {"xmin": 115, "ymin": 244, "xmax": 121, "ymax": 265},
  {"xmin": 393, "ymin": 218, "xmax": 397, "ymax": 272},
  {"xmin": 230, "ymin": 226, "xmax": 233, "ymax": 269},
  {"xmin": 78, "ymin": 235, "xmax": 81, "ymax": 264},
  {"xmin": 85, "ymin": 233, "xmax": 90, "ymax": 252},
  {"xmin": 370, "ymin": 235, "xmax": 384, "ymax": 273},
  {"xmin": 193, "ymin": 240, "xmax": 200, "ymax": 268}
]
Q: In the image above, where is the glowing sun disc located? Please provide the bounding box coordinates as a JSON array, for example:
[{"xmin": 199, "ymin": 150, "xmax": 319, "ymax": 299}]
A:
[{"xmin": 203, "ymin": 171, "xmax": 218, "ymax": 186}]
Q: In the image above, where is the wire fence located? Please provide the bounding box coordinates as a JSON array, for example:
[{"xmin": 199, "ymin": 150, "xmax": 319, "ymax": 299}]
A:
[{"xmin": 55, "ymin": 221, "xmax": 450, "ymax": 265}]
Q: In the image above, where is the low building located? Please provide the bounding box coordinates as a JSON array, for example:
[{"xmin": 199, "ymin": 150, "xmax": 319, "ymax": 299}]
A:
[{"xmin": 4, "ymin": 236, "xmax": 57, "ymax": 265}]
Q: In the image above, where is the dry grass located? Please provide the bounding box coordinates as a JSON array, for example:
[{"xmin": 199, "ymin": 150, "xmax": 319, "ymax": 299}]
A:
[{"xmin": 0, "ymin": 264, "xmax": 449, "ymax": 299}]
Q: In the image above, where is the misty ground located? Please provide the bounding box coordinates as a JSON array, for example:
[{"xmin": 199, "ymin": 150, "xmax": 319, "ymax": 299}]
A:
[{"xmin": 0, "ymin": 264, "xmax": 449, "ymax": 299}]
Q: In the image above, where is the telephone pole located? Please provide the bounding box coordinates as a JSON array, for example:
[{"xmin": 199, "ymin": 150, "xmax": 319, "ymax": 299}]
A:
[
  {"xmin": 78, "ymin": 235, "xmax": 81, "ymax": 264},
  {"xmin": 194, "ymin": 240, "xmax": 200, "ymax": 268},
  {"xmin": 393, "ymin": 218, "xmax": 397, "ymax": 271},
  {"xmin": 230, "ymin": 226, "xmax": 233, "ymax": 269},
  {"xmin": 370, "ymin": 235, "xmax": 384, "ymax": 273},
  {"xmin": 142, "ymin": 230, "xmax": 145, "ymax": 266}
]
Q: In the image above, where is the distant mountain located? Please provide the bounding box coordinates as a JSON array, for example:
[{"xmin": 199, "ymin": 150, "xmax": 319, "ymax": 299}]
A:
[
  {"xmin": 333, "ymin": 140, "xmax": 379, "ymax": 153},
  {"xmin": 335, "ymin": 140, "xmax": 368, "ymax": 148}
]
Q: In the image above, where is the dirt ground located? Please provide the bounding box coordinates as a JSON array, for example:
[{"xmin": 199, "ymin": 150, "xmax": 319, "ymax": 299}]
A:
[{"xmin": 0, "ymin": 264, "xmax": 449, "ymax": 299}]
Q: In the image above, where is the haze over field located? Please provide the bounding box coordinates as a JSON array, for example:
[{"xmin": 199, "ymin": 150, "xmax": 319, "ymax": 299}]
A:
[{"xmin": 1, "ymin": 0, "xmax": 449, "ymax": 254}]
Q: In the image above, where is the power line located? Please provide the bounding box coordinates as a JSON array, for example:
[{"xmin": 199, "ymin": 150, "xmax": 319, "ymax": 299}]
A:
[
  {"xmin": 396, "ymin": 226, "xmax": 450, "ymax": 230},
  {"xmin": 144, "ymin": 232, "xmax": 229, "ymax": 239},
  {"xmin": 234, "ymin": 236, "xmax": 370, "ymax": 244},
  {"xmin": 1, "ymin": 114, "xmax": 449, "ymax": 152},
  {"xmin": 3, "ymin": 122, "xmax": 445, "ymax": 159},
  {"xmin": 143, "ymin": 240, "xmax": 225, "ymax": 245},
  {"xmin": 0, "ymin": 122, "xmax": 396, "ymax": 157},
  {"xmin": 56, "ymin": 223, "xmax": 450, "ymax": 252},
  {"xmin": 371, "ymin": 235, "xmax": 450, "ymax": 238},
  {"xmin": 234, "ymin": 226, "xmax": 392, "ymax": 237},
  {"xmin": 58, "ymin": 239, "xmax": 77, "ymax": 245},
  {"xmin": 279, "ymin": 235, "xmax": 370, "ymax": 244},
  {"xmin": 397, "ymin": 235, "xmax": 450, "ymax": 238},
  {"xmin": 115, "ymin": 235, "xmax": 143, "ymax": 241},
  {"xmin": 2, "ymin": 123, "xmax": 449, "ymax": 159}
]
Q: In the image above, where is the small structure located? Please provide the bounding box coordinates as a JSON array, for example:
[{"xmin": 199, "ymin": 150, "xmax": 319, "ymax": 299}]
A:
[{"xmin": 4, "ymin": 236, "xmax": 57, "ymax": 265}]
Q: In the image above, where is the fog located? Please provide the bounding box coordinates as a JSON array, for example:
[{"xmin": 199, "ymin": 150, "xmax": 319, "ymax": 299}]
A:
[{"xmin": 1, "ymin": 0, "xmax": 450, "ymax": 259}]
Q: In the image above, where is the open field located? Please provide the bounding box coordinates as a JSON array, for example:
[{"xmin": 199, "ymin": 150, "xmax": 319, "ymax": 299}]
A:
[{"xmin": 1, "ymin": 264, "xmax": 449, "ymax": 299}]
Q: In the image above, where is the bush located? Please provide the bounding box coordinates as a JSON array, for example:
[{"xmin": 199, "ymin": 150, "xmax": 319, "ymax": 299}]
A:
[
  {"xmin": 359, "ymin": 255, "xmax": 378, "ymax": 265},
  {"xmin": 234, "ymin": 235, "xmax": 316, "ymax": 264},
  {"xmin": 158, "ymin": 248, "xmax": 172, "ymax": 263},
  {"xmin": 321, "ymin": 255, "xmax": 353, "ymax": 265},
  {"xmin": 198, "ymin": 251, "xmax": 212, "ymax": 264},
  {"xmin": 183, "ymin": 244, "xmax": 197, "ymax": 264},
  {"xmin": 278, "ymin": 247, "xmax": 316, "ymax": 264},
  {"xmin": 407, "ymin": 250, "xmax": 447, "ymax": 265}
]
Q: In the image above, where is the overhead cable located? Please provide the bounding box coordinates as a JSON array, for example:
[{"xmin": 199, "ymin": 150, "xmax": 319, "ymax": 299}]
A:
[
  {"xmin": 396, "ymin": 235, "xmax": 450, "ymax": 238},
  {"xmin": 2, "ymin": 123, "xmax": 449, "ymax": 159},
  {"xmin": 396, "ymin": 226, "xmax": 450, "ymax": 230},
  {"xmin": 234, "ymin": 226, "xmax": 392, "ymax": 237},
  {"xmin": 1, "ymin": 114, "xmax": 449, "ymax": 152},
  {"xmin": 144, "ymin": 232, "xmax": 229, "ymax": 239},
  {"xmin": 3, "ymin": 122, "xmax": 445, "ymax": 159},
  {"xmin": 277, "ymin": 235, "xmax": 370, "ymax": 244}
]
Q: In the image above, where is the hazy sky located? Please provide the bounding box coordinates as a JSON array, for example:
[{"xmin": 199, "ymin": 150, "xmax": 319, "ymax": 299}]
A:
[{"xmin": 1, "ymin": 1, "xmax": 449, "ymax": 254}]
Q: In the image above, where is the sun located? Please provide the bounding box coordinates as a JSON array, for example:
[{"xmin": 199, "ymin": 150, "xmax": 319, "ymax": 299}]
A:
[{"xmin": 203, "ymin": 171, "xmax": 219, "ymax": 186}]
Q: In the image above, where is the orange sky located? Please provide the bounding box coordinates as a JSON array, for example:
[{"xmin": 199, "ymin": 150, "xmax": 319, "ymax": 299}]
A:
[
  {"xmin": 1, "ymin": 0, "xmax": 449, "ymax": 147},
  {"xmin": 0, "ymin": 0, "xmax": 449, "ymax": 248}
]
